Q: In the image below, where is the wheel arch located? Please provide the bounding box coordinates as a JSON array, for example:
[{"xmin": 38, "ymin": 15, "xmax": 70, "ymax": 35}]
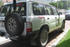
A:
[
  {"xmin": 63, "ymin": 19, "xmax": 65, "ymax": 22},
  {"xmin": 40, "ymin": 24, "xmax": 49, "ymax": 32}
]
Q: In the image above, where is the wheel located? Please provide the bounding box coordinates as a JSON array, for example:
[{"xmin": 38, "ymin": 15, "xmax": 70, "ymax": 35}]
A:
[
  {"xmin": 5, "ymin": 14, "xmax": 24, "ymax": 41},
  {"xmin": 62, "ymin": 20, "xmax": 65, "ymax": 29},
  {"xmin": 37, "ymin": 27, "xmax": 48, "ymax": 47},
  {"xmin": 60, "ymin": 20, "xmax": 65, "ymax": 32}
]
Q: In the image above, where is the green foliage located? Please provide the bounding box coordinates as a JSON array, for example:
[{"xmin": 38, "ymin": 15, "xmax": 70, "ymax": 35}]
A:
[
  {"xmin": 50, "ymin": 1, "xmax": 64, "ymax": 9},
  {"xmin": 0, "ymin": 1, "xmax": 3, "ymax": 6},
  {"xmin": 56, "ymin": 30, "xmax": 70, "ymax": 47},
  {"xmin": 50, "ymin": 2, "xmax": 57, "ymax": 7},
  {"xmin": 67, "ymin": 7, "xmax": 70, "ymax": 10},
  {"xmin": 58, "ymin": 1, "xmax": 64, "ymax": 9}
]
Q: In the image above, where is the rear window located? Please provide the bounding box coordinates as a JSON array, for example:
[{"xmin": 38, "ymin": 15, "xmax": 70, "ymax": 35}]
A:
[
  {"xmin": 12, "ymin": 2, "xmax": 26, "ymax": 16},
  {"xmin": 1, "ymin": 2, "xmax": 26, "ymax": 16},
  {"xmin": 1, "ymin": 6, "xmax": 7, "ymax": 14}
]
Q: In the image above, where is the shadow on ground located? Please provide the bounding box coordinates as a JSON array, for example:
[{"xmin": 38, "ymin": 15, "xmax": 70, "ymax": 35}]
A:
[
  {"xmin": 0, "ymin": 30, "xmax": 63, "ymax": 47},
  {"xmin": 0, "ymin": 41, "xmax": 33, "ymax": 47},
  {"xmin": 48, "ymin": 30, "xmax": 63, "ymax": 43}
]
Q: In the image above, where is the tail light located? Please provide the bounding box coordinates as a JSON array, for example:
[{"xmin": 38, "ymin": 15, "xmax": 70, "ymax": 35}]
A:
[{"xmin": 26, "ymin": 22, "xmax": 32, "ymax": 32}]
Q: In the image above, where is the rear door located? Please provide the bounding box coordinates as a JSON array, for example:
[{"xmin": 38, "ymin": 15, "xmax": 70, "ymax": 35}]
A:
[
  {"xmin": 31, "ymin": 3, "xmax": 45, "ymax": 31},
  {"xmin": 52, "ymin": 7, "xmax": 60, "ymax": 28},
  {"xmin": 45, "ymin": 6, "xmax": 58, "ymax": 32}
]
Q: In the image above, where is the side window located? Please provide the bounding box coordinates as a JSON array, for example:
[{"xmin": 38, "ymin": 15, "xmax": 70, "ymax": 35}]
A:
[
  {"xmin": 0, "ymin": 7, "xmax": 3, "ymax": 13},
  {"xmin": 52, "ymin": 8, "xmax": 58, "ymax": 15},
  {"xmin": 11, "ymin": 7, "xmax": 14, "ymax": 13},
  {"xmin": 7, "ymin": 6, "xmax": 10, "ymax": 12},
  {"xmin": 45, "ymin": 6, "xmax": 49, "ymax": 15},
  {"xmin": 32, "ymin": 3, "xmax": 45, "ymax": 15},
  {"xmin": 16, "ymin": 7, "xmax": 19, "ymax": 12},
  {"xmin": 1, "ymin": 6, "xmax": 7, "ymax": 14},
  {"xmin": 21, "ymin": 7, "xmax": 26, "ymax": 15},
  {"xmin": 7, "ymin": 5, "xmax": 11, "ymax": 13},
  {"xmin": 1, "ymin": 6, "xmax": 7, "ymax": 16},
  {"xmin": 1, "ymin": 5, "xmax": 11, "ymax": 16},
  {"xmin": 45, "ymin": 6, "xmax": 54, "ymax": 15},
  {"xmin": 50, "ymin": 8, "xmax": 54, "ymax": 15},
  {"xmin": 11, "ymin": 6, "xmax": 21, "ymax": 13},
  {"xmin": 46, "ymin": 6, "xmax": 52, "ymax": 15}
]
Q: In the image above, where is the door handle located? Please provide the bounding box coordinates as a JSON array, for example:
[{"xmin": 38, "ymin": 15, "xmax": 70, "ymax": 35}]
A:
[{"xmin": 47, "ymin": 18, "xmax": 49, "ymax": 19}]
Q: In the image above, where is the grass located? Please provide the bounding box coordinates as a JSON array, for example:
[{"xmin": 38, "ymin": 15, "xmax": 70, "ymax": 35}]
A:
[{"xmin": 56, "ymin": 30, "xmax": 70, "ymax": 47}]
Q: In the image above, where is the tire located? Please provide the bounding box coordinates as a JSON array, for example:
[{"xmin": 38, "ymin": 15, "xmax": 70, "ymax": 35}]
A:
[
  {"xmin": 60, "ymin": 20, "xmax": 65, "ymax": 32},
  {"xmin": 37, "ymin": 27, "xmax": 48, "ymax": 47},
  {"xmin": 5, "ymin": 14, "xmax": 24, "ymax": 41}
]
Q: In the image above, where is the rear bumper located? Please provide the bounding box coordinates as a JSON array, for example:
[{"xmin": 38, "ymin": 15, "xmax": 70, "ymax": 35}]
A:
[
  {"xmin": 21, "ymin": 23, "xmax": 38, "ymax": 40},
  {"xmin": 21, "ymin": 30, "xmax": 39, "ymax": 41}
]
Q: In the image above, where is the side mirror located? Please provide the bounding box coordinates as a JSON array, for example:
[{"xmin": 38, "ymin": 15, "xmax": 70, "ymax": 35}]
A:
[{"xmin": 58, "ymin": 12, "xmax": 62, "ymax": 15}]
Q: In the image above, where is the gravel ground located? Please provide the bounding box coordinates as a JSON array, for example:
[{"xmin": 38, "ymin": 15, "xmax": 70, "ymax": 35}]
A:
[{"xmin": 0, "ymin": 21, "xmax": 69, "ymax": 47}]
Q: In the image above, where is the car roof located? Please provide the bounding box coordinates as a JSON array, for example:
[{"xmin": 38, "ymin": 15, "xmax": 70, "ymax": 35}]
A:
[
  {"xmin": 3, "ymin": 0, "xmax": 55, "ymax": 8},
  {"xmin": 4, "ymin": 0, "xmax": 25, "ymax": 5},
  {"xmin": 4, "ymin": 0, "xmax": 49, "ymax": 5}
]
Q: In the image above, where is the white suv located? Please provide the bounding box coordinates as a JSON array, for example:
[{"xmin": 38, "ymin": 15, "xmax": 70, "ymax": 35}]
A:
[{"xmin": 4, "ymin": 0, "xmax": 65, "ymax": 47}]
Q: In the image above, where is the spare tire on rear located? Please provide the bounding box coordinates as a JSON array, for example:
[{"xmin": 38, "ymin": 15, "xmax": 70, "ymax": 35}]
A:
[{"xmin": 5, "ymin": 14, "xmax": 24, "ymax": 36}]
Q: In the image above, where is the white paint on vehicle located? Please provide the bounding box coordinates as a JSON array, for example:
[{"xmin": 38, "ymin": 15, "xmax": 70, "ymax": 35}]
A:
[{"xmin": 46, "ymin": 21, "xmax": 70, "ymax": 47}]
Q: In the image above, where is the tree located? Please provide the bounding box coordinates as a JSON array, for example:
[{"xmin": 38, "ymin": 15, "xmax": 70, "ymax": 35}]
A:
[
  {"xmin": 50, "ymin": 2, "xmax": 57, "ymax": 7},
  {"xmin": 49, "ymin": 1, "xmax": 64, "ymax": 9},
  {"xmin": 0, "ymin": 1, "xmax": 3, "ymax": 6}
]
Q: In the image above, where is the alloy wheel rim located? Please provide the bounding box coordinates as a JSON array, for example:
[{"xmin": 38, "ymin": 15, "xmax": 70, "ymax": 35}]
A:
[{"xmin": 7, "ymin": 18, "xmax": 17, "ymax": 33}]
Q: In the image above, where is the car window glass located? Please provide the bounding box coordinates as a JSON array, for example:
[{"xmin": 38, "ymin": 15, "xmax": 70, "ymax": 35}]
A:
[
  {"xmin": 50, "ymin": 8, "xmax": 54, "ymax": 15},
  {"xmin": 20, "ymin": 7, "xmax": 25, "ymax": 15},
  {"xmin": 7, "ymin": 5, "xmax": 11, "ymax": 13},
  {"xmin": 7, "ymin": 6, "xmax": 10, "ymax": 12},
  {"xmin": 18, "ymin": 7, "xmax": 21, "ymax": 12},
  {"xmin": 52, "ymin": 8, "xmax": 58, "ymax": 15},
  {"xmin": 45, "ymin": 6, "xmax": 55, "ymax": 15},
  {"xmin": 1, "ymin": 6, "xmax": 7, "ymax": 15},
  {"xmin": 32, "ymin": 3, "xmax": 45, "ymax": 15},
  {"xmin": 11, "ymin": 7, "xmax": 14, "ymax": 12},
  {"xmin": 45, "ymin": 6, "xmax": 49, "ymax": 15},
  {"xmin": 21, "ymin": 7, "xmax": 24, "ymax": 11},
  {"xmin": 0, "ymin": 7, "xmax": 4, "ymax": 16},
  {"xmin": 16, "ymin": 7, "xmax": 19, "ymax": 12},
  {"xmin": 46, "ymin": 7, "xmax": 52, "ymax": 15},
  {"xmin": 0, "ymin": 6, "xmax": 3, "ymax": 13}
]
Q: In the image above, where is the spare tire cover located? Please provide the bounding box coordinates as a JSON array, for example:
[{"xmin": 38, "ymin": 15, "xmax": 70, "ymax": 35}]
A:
[{"xmin": 5, "ymin": 14, "xmax": 24, "ymax": 36}]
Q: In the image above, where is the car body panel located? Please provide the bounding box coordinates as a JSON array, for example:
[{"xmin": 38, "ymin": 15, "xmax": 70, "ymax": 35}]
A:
[{"xmin": 0, "ymin": 0, "xmax": 65, "ymax": 41}]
